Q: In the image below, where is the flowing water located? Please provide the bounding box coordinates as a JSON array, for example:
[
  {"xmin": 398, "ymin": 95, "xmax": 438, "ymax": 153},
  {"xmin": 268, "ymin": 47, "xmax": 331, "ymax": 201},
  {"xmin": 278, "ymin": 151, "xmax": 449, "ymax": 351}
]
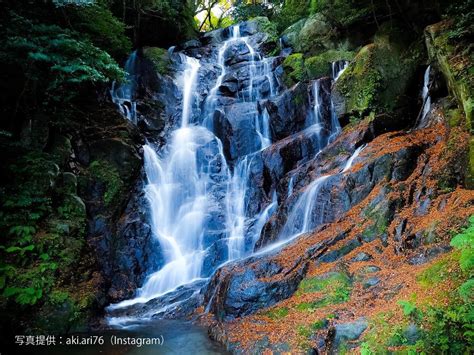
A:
[
  {"xmin": 419, "ymin": 65, "xmax": 432, "ymax": 127},
  {"xmin": 30, "ymin": 320, "xmax": 227, "ymax": 355},
  {"xmin": 109, "ymin": 23, "xmax": 362, "ymax": 324},
  {"xmin": 111, "ymin": 50, "xmax": 138, "ymax": 123},
  {"xmin": 110, "ymin": 25, "xmax": 282, "ymax": 310}
]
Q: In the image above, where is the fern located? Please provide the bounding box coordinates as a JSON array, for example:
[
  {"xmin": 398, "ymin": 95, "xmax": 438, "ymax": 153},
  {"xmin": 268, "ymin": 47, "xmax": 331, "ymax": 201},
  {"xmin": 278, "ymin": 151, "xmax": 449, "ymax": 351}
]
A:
[{"xmin": 450, "ymin": 215, "xmax": 474, "ymax": 273}]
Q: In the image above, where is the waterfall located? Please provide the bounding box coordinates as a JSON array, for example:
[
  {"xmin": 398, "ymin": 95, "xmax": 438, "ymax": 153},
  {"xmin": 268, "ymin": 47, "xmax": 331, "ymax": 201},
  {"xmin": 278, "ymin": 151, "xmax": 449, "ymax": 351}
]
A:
[
  {"xmin": 332, "ymin": 60, "xmax": 349, "ymax": 81},
  {"xmin": 306, "ymin": 77, "xmax": 341, "ymax": 148},
  {"xmin": 279, "ymin": 146, "xmax": 365, "ymax": 240},
  {"xmin": 226, "ymin": 156, "xmax": 252, "ymax": 260},
  {"xmin": 109, "ymin": 25, "xmax": 285, "ymax": 311},
  {"xmin": 256, "ymin": 108, "xmax": 272, "ymax": 149},
  {"xmin": 111, "ymin": 50, "xmax": 138, "ymax": 123},
  {"xmin": 109, "ymin": 56, "xmax": 224, "ymax": 309},
  {"xmin": 420, "ymin": 65, "xmax": 431, "ymax": 126},
  {"xmin": 108, "ymin": 20, "xmax": 359, "ymax": 318},
  {"xmin": 179, "ymin": 55, "xmax": 200, "ymax": 126},
  {"xmin": 341, "ymin": 145, "xmax": 365, "ymax": 172},
  {"xmin": 203, "ymin": 25, "xmax": 241, "ymax": 129}
]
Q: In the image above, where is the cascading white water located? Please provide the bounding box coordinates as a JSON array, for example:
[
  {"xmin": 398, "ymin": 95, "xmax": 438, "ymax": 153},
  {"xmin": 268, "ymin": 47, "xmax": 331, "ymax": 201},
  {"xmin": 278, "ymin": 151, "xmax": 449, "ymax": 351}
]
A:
[
  {"xmin": 278, "ymin": 145, "xmax": 365, "ymax": 241},
  {"xmin": 251, "ymin": 191, "xmax": 278, "ymax": 246},
  {"xmin": 203, "ymin": 26, "xmax": 241, "ymax": 128},
  {"xmin": 111, "ymin": 51, "xmax": 138, "ymax": 122},
  {"xmin": 280, "ymin": 175, "xmax": 331, "ymax": 237},
  {"xmin": 180, "ymin": 56, "xmax": 201, "ymax": 126},
  {"xmin": 420, "ymin": 65, "xmax": 431, "ymax": 124},
  {"xmin": 226, "ymin": 156, "xmax": 252, "ymax": 260},
  {"xmin": 110, "ymin": 25, "xmax": 284, "ymax": 310},
  {"xmin": 306, "ymin": 76, "xmax": 341, "ymax": 147},
  {"xmin": 204, "ymin": 25, "xmax": 280, "ymax": 260},
  {"xmin": 332, "ymin": 60, "xmax": 349, "ymax": 81},
  {"xmin": 256, "ymin": 108, "xmax": 272, "ymax": 149},
  {"xmin": 109, "ymin": 56, "xmax": 220, "ymax": 309},
  {"xmin": 305, "ymin": 79, "xmax": 324, "ymax": 144},
  {"xmin": 341, "ymin": 145, "xmax": 365, "ymax": 173}
]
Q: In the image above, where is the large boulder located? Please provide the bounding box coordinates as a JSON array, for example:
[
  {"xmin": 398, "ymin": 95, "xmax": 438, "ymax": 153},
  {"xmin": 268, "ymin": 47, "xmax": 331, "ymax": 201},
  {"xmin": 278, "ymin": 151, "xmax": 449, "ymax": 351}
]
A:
[
  {"xmin": 283, "ymin": 14, "xmax": 336, "ymax": 55},
  {"xmin": 333, "ymin": 24, "xmax": 423, "ymax": 122}
]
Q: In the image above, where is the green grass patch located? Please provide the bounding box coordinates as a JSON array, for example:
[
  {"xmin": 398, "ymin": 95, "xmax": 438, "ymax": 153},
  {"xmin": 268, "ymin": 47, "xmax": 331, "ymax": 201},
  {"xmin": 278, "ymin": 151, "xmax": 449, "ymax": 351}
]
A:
[
  {"xmin": 296, "ymin": 272, "xmax": 352, "ymax": 311},
  {"xmin": 265, "ymin": 307, "xmax": 289, "ymax": 320}
]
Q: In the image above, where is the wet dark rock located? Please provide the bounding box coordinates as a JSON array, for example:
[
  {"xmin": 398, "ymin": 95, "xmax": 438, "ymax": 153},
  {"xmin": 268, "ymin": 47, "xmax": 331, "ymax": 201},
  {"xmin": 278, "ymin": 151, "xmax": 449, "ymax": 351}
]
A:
[
  {"xmin": 329, "ymin": 318, "xmax": 368, "ymax": 352},
  {"xmin": 89, "ymin": 138, "xmax": 141, "ymax": 181},
  {"xmin": 408, "ymin": 245, "xmax": 452, "ymax": 265},
  {"xmin": 108, "ymin": 279, "xmax": 207, "ymax": 320},
  {"xmin": 363, "ymin": 277, "xmax": 380, "ymax": 289},
  {"xmin": 263, "ymin": 82, "xmax": 309, "ymax": 141},
  {"xmin": 319, "ymin": 238, "xmax": 362, "ymax": 263},
  {"xmin": 205, "ymin": 254, "xmax": 308, "ymax": 320},
  {"xmin": 352, "ymin": 252, "xmax": 373, "ymax": 262},
  {"xmin": 213, "ymin": 102, "xmax": 261, "ymax": 161}
]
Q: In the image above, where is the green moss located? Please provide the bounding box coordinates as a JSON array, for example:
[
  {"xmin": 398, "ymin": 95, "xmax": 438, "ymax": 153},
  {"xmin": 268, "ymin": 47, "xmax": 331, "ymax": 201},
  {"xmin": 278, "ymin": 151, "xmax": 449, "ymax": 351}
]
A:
[
  {"xmin": 89, "ymin": 159, "xmax": 123, "ymax": 206},
  {"xmin": 283, "ymin": 53, "xmax": 305, "ymax": 87},
  {"xmin": 266, "ymin": 307, "xmax": 289, "ymax": 320},
  {"xmin": 305, "ymin": 50, "xmax": 355, "ymax": 79},
  {"xmin": 417, "ymin": 255, "xmax": 457, "ymax": 287},
  {"xmin": 296, "ymin": 272, "xmax": 352, "ymax": 311},
  {"xmin": 297, "ymin": 324, "xmax": 312, "ymax": 337},
  {"xmin": 335, "ymin": 30, "xmax": 423, "ymax": 120},
  {"xmin": 361, "ymin": 313, "xmax": 411, "ymax": 354},
  {"xmin": 253, "ymin": 17, "xmax": 278, "ymax": 43},
  {"xmin": 143, "ymin": 47, "xmax": 171, "ymax": 75}
]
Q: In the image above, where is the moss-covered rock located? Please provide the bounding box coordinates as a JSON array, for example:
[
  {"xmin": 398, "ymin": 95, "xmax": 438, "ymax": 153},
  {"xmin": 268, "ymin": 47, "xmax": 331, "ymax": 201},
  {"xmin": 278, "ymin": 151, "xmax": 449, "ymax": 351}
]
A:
[
  {"xmin": 143, "ymin": 47, "xmax": 171, "ymax": 75},
  {"xmin": 333, "ymin": 26, "xmax": 423, "ymax": 120},
  {"xmin": 283, "ymin": 13, "xmax": 338, "ymax": 55},
  {"xmin": 283, "ymin": 53, "xmax": 306, "ymax": 87},
  {"xmin": 305, "ymin": 49, "xmax": 355, "ymax": 79},
  {"xmin": 425, "ymin": 20, "xmax": 474, "ymax": 187},
  {"xmin": 252, "ymin": 16, "xmax": 279, "ymax": 44}
]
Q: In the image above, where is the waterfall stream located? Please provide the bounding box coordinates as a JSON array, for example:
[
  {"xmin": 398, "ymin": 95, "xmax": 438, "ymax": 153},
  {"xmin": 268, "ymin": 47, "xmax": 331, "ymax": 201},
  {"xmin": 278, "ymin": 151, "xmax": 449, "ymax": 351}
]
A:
[
  {"xmin": 110, "ymin": 50, "xmax": 138, "ymax": 123},
  {"xmin": 108, "ymin": 24, "xmax": 361, "ymax": 319}
]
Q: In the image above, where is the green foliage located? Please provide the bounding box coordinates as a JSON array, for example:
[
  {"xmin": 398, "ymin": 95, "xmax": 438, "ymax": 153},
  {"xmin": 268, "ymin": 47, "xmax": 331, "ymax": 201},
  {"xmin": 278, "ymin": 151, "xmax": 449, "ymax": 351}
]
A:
[
  {"xmin": 310, "ymin": 0, "xmax": 372, "ymax": 28},
  {"xmin": 363, "ymin": 216, "xmax": 474, "ymax": 353},
  {"xmin": 445, "ymin": 2, "xmax": 474, "ymax": 42},
  {"xmin": 296, "ymin": 272, "xmax": 352, "ymax": 311},
  {"xmin": 65, "ymin": 2, "xmax": 132, "ymax": 58},
  {"xmin": 266, "ymin": 306, "xmax": 289, "ymax": 320},
  {"xmin": 3, "ymin": 287, "xmax": 43, "ymax": 305},
  {"xmin": 230, "ymin": 1, "xmax": 277, "ymax": 23},
  {"xmin": 274, "ymin": 0, "xmax": 310, "ymax": 32},
  {"xmin": 398, "ymin": 300, "xmax": 418, "ymax": 318},
  {"xmin": 88, "ymin": 160, "xmax": 123, "ymax": 206},
  {"xmin": 450, "ymin": 215, "xmax": 474, "ymax": 273},
  {"xmin": 1, "ymin": 12, "xmax": 124, "ymax": 104},
  {"xmin": 143, "ymin": 47, "xmax": 171, "ymax": 75},
  {"xmin": 0, "ymin": 150, "xmax": 86, "ymax": 308},
  {"xmin": 283, "ymin": 53, "xmax": 305, "ymax": 86}
]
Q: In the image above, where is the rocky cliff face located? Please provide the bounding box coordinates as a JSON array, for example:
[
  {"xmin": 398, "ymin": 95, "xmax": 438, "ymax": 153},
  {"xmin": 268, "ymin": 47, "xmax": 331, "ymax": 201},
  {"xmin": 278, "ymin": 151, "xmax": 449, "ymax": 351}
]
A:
[
  {"xmin": 94, "ymin": 11, "xmax": 474, "ymax": 353},
  {"xmin": 194, "ymin": 17, "xmax": 472, "ymax": 354}
]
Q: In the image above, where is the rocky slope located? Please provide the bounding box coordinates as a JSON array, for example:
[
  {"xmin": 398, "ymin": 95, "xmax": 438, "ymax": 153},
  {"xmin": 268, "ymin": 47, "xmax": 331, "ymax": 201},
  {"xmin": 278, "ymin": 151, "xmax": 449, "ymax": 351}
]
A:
[{"xmin": 196, "ymin": 16, "xmax": 473, "ymax": 355}]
